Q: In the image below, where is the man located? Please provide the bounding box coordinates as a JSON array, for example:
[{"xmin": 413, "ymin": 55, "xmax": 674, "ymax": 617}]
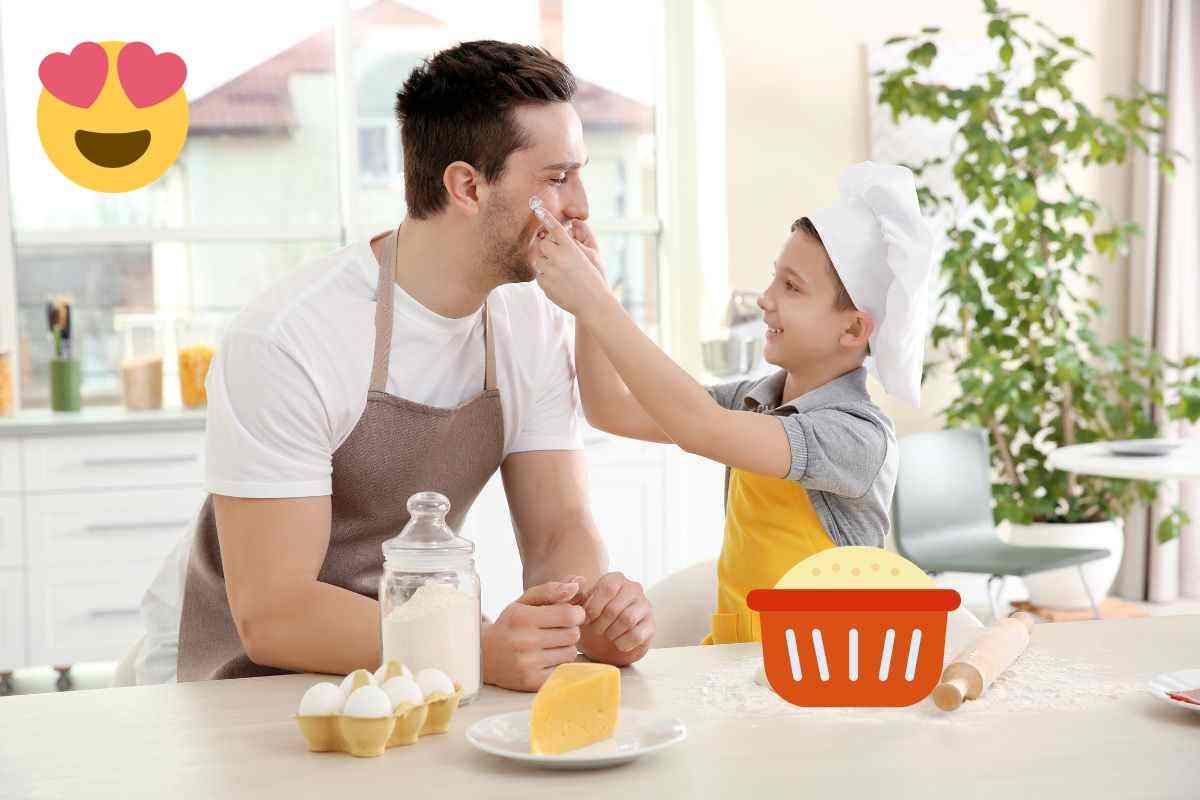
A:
[{"xmin": 140, "ymin": 41, "xmax": 655, "ymax": 690}]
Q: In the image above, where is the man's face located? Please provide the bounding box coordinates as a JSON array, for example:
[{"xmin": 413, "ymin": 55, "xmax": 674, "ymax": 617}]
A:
[
  {"xmin": 478, "ymin": 102, "xmax": 590, "ymax": 283},
  {"xmin": 758, "ymin": 230, "xmax": 859, "ymax": 368}
]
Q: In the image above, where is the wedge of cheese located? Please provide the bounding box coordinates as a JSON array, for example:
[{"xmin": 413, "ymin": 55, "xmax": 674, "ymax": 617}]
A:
[{"xmin": 530, "ymin": 663, "xmax": 620, "ymax": 755}]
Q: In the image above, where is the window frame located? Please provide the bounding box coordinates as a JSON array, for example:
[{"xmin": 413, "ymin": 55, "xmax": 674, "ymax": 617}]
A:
[{"xmin": 0, "ymin": 0, "xmax": 709, "ymax": 415}]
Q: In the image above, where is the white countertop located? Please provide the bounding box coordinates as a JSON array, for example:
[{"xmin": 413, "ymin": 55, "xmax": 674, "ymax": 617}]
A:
[
  {"xmin": 1047, "ymin": 439, "xmax": 1200, "ymax": 480},
  {"xmin": 1, "ymin": 615, "xmax": 1198, "ymax": 799},
  {"xmin": 0, "ymin": 406, "xmax": 206, "ymax": 437}
]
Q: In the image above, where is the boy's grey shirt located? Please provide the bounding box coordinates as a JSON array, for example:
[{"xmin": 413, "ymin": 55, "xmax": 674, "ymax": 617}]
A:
[{"xmin": 706, "ymin": 366, "xmax": 896, "ymax": 548}]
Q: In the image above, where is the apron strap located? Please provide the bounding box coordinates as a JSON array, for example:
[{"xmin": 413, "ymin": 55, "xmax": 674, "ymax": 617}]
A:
[
  {"xmin": 371, "ymin": 226, "xmax": 496, "ymax": 394},
  {"xmin": 369, "ymin": 228, "xmax": 398, "ymax": 393},
  {"xmin": 483, "ymin": 302, "xmax": 496, "ymax": 392}
]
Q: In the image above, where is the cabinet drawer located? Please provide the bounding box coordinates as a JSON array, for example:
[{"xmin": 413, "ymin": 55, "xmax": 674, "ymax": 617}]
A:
[
  {"xmin": 26, "ymin": 488, "xmax": 201, "ymax": 567},
  {"xmin": 22, "ymin": 431, "xmax": 204, "ymax": 492},
  {"xmin": 0, "ymin": 495, "xmax": 23, "ymax": 567},
  {"xmin": 0, "ymin": 569, "xmax": 26, "ymax": 668},
  {"xmin": 0, "ymin": 439, "xmax": 19, "ymax": 492},
  {"xmin": 29, "ymin": 561, "xmax": 160, "ymax": 666}
]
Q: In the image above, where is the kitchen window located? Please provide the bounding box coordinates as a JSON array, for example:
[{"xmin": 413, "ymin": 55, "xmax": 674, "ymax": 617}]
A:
[{"xmin": 0, "ymin": 0, "xmax": 671, "ymax": 410}]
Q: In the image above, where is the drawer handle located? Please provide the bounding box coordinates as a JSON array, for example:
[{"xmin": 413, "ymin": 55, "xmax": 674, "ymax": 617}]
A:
[
  {"xmin": 88, "ymin": 607, "xmax": 140, "ymax": 619},
  {"xmin": 82, "ymin": 454, "xmax": 199, "ymax": 468},
  {"xmin": 84, "ymin": 520, "xmax": 193, "ymax": 534}
]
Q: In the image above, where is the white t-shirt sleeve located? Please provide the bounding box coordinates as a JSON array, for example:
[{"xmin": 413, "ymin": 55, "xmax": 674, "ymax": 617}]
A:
[
  {"xmin": 204, "ymin": 328, "xmax": 335, "ymax": 498},
  {"xmin": 507, "ymin": 304, "xmax": 584, "ymax": 454}
]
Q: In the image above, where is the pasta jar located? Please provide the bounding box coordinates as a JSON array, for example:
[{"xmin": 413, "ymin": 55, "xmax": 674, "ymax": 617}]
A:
[
  {"xmin": 175, "ymin": 316, "xmax": 219, "ymax": 409},
  {"xmin": 379, "ymin": 492, "xmax": 482, "ymax": 704}
]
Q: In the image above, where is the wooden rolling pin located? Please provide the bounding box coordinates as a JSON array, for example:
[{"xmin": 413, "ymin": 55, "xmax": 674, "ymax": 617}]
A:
[{"xmin": 933, "ymin": 612, "xmax": 1037, "ymax": 711}]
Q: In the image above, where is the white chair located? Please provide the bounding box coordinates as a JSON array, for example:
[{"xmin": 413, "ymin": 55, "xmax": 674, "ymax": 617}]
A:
[{"xmin": 645, "ymin": 560, "xmax": 716, "ymax": 648}]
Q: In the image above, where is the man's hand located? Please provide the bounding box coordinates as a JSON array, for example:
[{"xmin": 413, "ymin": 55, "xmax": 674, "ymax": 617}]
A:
[
  {"xmin": 576, "ymin": 572, "xmax": 655, "ymax": 667},
  {"xmin": 481, "ymin": 580, "xmax": 585, "ymax": 692}
]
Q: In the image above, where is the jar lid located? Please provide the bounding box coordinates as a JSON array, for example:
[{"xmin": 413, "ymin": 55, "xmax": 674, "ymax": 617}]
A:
[{"xmin": 382, "ymin": 491, "xmax": 474, "ymax": 562}]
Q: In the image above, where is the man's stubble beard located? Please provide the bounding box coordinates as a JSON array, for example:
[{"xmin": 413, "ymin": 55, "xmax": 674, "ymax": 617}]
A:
[{"xmin": 480, "ymin": 195, "xmax": 537, "ymax": 285}]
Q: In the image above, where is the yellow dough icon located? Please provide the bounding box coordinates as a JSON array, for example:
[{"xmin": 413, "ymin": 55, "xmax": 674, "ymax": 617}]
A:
[
  {"xmin": 37, "ymin": 41, "xmax": 188, "ymax": 193},
  {"xmin": 774, "ymin": 546, "xmax": 936, "ymax": 589}
]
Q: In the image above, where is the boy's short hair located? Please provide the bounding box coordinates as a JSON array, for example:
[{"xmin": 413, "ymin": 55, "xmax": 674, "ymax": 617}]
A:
[
  {"xmin": 791, "ymin": 217, "xmax": 857, "ymax": 312},
  {"xmin": 394, "ymin": 41, "xmax": 577, "ymax": 219}
]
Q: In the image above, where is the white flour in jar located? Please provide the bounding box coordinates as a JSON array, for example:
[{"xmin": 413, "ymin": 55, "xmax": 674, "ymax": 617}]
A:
[{"xmin": 382, "ymin": 581, "xmax": 480, "ymax": 696}]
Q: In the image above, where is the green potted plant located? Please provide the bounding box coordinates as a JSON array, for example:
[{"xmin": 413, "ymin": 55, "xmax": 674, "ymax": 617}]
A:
[{"xmin": 875, "ymin": 1, "xmax": 1200, "ymax": 607}]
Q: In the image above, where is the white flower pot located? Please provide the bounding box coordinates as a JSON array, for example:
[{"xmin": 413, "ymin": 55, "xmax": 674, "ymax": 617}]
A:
[{"xmin": 1002, "ymin": 519, "xmax": 1124, "ymax": 610}]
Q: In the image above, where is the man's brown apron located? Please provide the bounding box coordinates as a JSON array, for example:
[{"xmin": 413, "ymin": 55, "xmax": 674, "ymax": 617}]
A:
[{"xmin": 177, "ymin": 229, "xmax": 505, "ymax": 681}]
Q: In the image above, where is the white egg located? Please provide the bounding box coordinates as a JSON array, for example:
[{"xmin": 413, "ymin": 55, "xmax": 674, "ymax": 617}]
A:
[
  {"xmin": 381, "ymin": 676, "xmax": 424, "ymax": 710},
  {"xmin": 372, "ymin": 661, "xmax": 412, "ymax": 686},
  {"xmin": 339, "ymin": 668, "xmax": 372, "ymax": 698},
  {"xmin": 297, "ymin": 682, "xmax": 344, "ymax": 716},
  {"xmin": 342, "ymin": 685, "xmax": 393, "ymax": 718},
  {"xmin": 415, "ymin": 667, "xmax": 455, "ymax": 700}
]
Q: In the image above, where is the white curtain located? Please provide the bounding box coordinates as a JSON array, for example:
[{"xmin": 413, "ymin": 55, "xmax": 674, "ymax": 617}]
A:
[{"xmin": 1119, "ymin": 0, "xmax": 1200, "ymax": 603}]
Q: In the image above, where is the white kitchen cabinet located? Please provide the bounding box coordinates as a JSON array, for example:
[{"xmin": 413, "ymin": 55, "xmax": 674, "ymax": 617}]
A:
[
  {"xmin": 22, "ymin": 431, "xmax": 204, "ymax": 492},
  {"xmin": 0, "ymin": 569, "xmax": 25, "ymax": 667},
  {"xmin": 0, "ymin": 440, "xmax": 19, "ymax": 493},
  {"xmin": 28, "ymin": 561, "xmax": 163, "ymax": 666},
  {"xmin": 0, "ymin": 495, "xmax": 23, "ymax": 567},
  {"xmin": 25, "ymin": 488, "xmax": 199, "ymax": 567},
  {"xmin": 0, "ymin": 409, "xmax": 206, "ymax": 670}
]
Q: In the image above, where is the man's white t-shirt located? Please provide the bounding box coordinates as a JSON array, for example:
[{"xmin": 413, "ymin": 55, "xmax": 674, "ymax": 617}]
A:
[{"xmin": 135, "ymin": 237, "xmax": 584, "ymax": 684}]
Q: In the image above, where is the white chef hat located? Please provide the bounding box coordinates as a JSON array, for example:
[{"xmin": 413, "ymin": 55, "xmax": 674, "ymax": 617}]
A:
[{"xmin": 807, "ymin": 161, "xmax": 935, "ymax": 407}]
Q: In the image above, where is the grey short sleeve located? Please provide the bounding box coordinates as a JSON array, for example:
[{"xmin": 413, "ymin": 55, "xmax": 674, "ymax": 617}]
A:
[{"xmin": 778, "ymin": 407, "xmax": 889, "ymax": 499}]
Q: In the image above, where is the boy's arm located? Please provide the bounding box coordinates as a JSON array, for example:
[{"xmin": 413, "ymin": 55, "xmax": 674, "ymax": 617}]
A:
[
  {"xmin": 584, "ymin": 298, "xmax": 792, "ymax": 476},
  {"xmin": 566, "ymin": 221, "xmax": 671, "ymax": 443},
  {"xmin": 576, "ymin": 323, "xmax": 673, "ymax": 443},
  {"xmin": 534, "ymin": 213, "xmax": 791, "ymax": 477}
]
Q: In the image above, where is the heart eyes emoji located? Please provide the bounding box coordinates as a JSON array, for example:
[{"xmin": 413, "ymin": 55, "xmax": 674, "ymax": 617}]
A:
[{"xmin": 39, "ymin": 41, "xmax": 186, "ymax": 109}]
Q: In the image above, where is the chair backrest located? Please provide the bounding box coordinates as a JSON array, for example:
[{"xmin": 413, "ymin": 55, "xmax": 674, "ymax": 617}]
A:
[{"xmin": 892, "ymin": 427, "xmax": 996, "ymax": 564}]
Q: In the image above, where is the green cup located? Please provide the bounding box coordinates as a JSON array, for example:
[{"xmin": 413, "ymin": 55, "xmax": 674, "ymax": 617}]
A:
[{"xmin": 49, "ymin": 357, "xmax": 81, "ymax": 412}]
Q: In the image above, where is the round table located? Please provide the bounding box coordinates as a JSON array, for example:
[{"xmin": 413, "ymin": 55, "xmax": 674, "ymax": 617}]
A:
[{"xmin": 1047, "ymin": 438, "xmax": 1200, "ymax": 481}]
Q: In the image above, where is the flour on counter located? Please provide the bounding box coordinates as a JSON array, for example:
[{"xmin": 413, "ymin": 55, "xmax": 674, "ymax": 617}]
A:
[{"xmin": 658, "ymin": 648, "xmax": 1139, "ymax": 725}]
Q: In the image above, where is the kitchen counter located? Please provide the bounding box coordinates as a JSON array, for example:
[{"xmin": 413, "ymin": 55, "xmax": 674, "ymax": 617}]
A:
[
  {"xmin": 1, "ymin": 615, "xmax": 1198, "ymax": 799},
  {"xmin": 0, "ymin": 406, "xmax": 206, "ymax": 437}
]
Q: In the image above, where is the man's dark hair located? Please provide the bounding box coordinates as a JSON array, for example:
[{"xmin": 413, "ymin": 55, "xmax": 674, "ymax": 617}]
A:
[
  {"xmin": 791, "ymin": 217, "xmax": 857, "ymax": 312},
  {"xmin": 394, "ymin": 40, "xmax": 577, "ymax": 219}
]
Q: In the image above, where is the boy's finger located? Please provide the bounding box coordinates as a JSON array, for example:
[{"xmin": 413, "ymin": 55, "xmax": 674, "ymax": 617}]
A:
[
  {"xmin": 571, "ymin": 219, "xmax": 599, "ymax": 250},
  {"xmin": 530, "ymin": 202, "xmax": 567, "ymax": 241}
]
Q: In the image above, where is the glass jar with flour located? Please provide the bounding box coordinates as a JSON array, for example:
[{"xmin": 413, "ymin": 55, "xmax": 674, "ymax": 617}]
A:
[{"xmin": 380, "ymin": 491, "xmax": 482, "ymax": 704}]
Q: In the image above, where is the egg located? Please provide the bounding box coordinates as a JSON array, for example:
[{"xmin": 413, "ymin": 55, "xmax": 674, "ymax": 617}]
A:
[
  {"xmin": 372, "ymin": 660, "xmax": 412, "ymax": 686},
  {"xmin": 342, "ymin": 685, "xmax": 393, "ymax": 718},
  {"xmin": 339, "ymin": 668, "xmax": 373, "ymax": 698},
  {"xmin": 381, "ymin": 676, "xmax": 425, "ymax": 711},
  {"xmin": 415, "ymin": 667, "xmax": 455, "ymax": 700},
  {"xmin": 297, "ymin": 682, "xmax": 344, "ymax": 717}
]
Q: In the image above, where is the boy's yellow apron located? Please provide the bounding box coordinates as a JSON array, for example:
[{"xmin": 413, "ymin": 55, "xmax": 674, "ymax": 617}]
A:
[{"xmin": 702, "ymin": 468, "xmax": 836, "ymax": 645}]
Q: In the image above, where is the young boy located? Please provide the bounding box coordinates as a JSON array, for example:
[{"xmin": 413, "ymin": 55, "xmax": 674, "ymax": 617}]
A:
[{"xmin": 532, "ymin": 161, "xmax": 935, "ymax": 644}]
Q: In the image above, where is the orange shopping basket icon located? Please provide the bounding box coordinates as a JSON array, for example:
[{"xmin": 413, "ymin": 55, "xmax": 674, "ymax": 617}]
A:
[{"xmin": 747, "ymin": 588, "xmax": 961, "ymax": 707}]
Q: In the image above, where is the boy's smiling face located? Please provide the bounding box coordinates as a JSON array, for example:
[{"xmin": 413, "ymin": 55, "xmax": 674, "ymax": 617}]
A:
[{"xmin": 758, "ymin": 229, "xmax": 871, "ymax": 370}]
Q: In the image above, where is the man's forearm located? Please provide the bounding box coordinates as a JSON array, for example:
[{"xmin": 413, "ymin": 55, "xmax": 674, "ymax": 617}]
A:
[{"xmin": 240, "ymin": 580, "xmax": 381, "ymax": 675}]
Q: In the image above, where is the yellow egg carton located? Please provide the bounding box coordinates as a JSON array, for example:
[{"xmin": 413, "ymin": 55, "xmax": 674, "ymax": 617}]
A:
[{"xmin": 294, "ymin": 663, "xmax": 464, "ymax": 758}]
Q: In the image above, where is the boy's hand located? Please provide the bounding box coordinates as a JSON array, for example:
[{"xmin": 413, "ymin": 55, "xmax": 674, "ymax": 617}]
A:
[
  {"xmin": 532, "ymin": 209, "xmax": 613, "ymax": 322},
  {"xmin": 568, "ymin": 219, "xmax": 608, "ymax": 279}
]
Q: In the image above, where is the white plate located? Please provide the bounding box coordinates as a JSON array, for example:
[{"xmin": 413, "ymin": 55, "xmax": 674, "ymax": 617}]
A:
[
  {"xmin": 1108, "ymin": 441, "xmax": 1182, "ymax": 457},
  {"xmin": 1145, "ymin": 669, "xmax": 1200, "ymax": 714},
  {"xmin": 466, "ymin": 708, "xmax": 686, "ymax": 769}
]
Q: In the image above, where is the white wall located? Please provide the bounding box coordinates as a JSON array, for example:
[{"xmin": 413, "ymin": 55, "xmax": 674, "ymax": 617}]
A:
[{"xmin": 712, "ymin": 0, "xmax": 1141, "ymax": 436}]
